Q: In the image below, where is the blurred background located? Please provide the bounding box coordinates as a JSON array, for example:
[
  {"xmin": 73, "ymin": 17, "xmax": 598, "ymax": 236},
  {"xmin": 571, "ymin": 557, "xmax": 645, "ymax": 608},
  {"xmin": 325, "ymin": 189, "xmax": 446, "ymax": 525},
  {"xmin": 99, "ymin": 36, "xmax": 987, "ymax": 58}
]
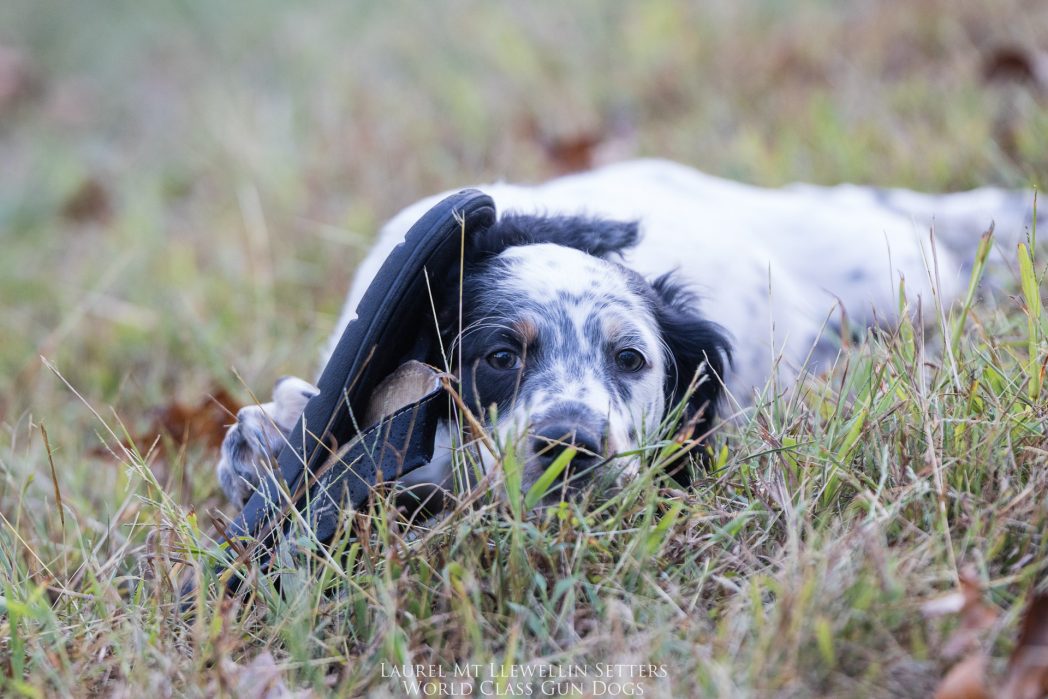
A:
[{"xmin": 1, "ymin": 0, "xmax": 1046, "ymax": 504}]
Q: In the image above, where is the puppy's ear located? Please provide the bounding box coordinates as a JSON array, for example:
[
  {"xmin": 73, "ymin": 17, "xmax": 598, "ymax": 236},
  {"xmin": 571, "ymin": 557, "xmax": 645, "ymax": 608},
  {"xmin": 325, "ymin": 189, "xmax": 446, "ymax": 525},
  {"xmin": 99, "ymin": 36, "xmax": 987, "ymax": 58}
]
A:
[
  {"xmin": 471, "ymin": 213, "xmax": 639, "ymax": 260},
  {"xmin": 651, "ymin": 274, "xmax": 732, "ymax": 487}
]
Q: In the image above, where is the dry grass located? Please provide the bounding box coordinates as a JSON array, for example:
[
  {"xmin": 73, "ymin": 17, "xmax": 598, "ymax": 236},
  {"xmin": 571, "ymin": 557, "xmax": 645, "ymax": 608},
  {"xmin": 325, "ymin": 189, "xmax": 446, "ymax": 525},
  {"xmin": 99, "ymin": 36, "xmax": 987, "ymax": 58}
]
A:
[{"xmin": 1, "ymin": 1, "xmax": 1047, "ymax": 697}]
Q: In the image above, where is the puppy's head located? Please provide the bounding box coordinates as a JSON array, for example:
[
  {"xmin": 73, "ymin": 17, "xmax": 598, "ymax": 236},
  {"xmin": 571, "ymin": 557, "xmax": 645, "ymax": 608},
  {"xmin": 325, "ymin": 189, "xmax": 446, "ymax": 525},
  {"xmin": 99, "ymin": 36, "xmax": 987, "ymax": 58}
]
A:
[{"xmin": 440, "ymin": 214, "xmax": 730, "ymax": 499}]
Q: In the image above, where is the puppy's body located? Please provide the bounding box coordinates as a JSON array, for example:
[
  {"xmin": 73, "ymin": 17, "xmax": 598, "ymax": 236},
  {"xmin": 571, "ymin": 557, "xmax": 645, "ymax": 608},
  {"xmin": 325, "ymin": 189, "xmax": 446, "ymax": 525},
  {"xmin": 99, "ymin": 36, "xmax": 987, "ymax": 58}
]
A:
[
  {"xmin": 339, "ymin": 159, "xmax": 1032, "ymax": 398},
  {"xmin": 218, "ymin": 159, "xmax": 1036, "ymax": 507}
]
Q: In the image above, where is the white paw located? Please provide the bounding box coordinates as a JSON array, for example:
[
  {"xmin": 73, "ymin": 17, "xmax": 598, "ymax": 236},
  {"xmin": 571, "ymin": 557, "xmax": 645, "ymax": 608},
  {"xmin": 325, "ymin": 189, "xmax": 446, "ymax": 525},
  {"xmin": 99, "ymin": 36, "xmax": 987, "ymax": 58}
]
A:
[{"xmin": 216, "ymin": 376, "xmax": 319, "ymax": 506}]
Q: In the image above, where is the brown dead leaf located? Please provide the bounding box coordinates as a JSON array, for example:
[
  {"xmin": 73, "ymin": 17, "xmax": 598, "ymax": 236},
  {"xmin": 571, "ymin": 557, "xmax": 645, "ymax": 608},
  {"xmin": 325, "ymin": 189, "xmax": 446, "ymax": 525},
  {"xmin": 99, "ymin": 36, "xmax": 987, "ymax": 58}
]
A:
[
  {"xmin": 547, "ymin": 134, "xmax": 603, "ymax": 173},
  {"xmin": 146, "ymin": 387, "xmax": 240, "ymax": 452},
  {"xmin": 219, "ymin": 651, "xmax": 312, "ymax": 699},
  {"xmin": 62, "ymin": 177, "xmax": 112, "ymax": 224},
  {"xmin": 1000, "ymin": 592, "xmax": 1048, "ymax": 699},
  {"xmin": 983, "ymin": 46, "xmax": 1048, "ymax": 91},
  {"xmin": 933, "ymin": 567, "xmax": 1001, "ymax": 659},
  {"xmin": 0, "ymin": 43, "xmax": 35, "ymax": 113},
  {"xmin": 935, "ymin": 653, "xmax": 990, "ymax": 699},
  {"xmin": 933, "ymin": 575, "xmax": 1048, "ymax": 699},
  {"xmin": 930, "ymin": 567, "xmax": 1000, "ymax": 699},
  {"xmin": 95, "ymin": 387, "xmax": 239, "ymax": 462},
  {"xmin": 521, "ymin": 113, "xmax": 635, "ymax": 175}
]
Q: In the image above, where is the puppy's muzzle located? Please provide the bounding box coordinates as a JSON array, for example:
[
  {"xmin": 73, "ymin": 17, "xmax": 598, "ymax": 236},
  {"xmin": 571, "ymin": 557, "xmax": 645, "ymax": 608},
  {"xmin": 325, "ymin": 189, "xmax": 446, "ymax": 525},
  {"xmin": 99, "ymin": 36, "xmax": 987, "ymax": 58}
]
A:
[{"xmin": 529, "ymin": 405, "xmax": 608, "ymax": 485}]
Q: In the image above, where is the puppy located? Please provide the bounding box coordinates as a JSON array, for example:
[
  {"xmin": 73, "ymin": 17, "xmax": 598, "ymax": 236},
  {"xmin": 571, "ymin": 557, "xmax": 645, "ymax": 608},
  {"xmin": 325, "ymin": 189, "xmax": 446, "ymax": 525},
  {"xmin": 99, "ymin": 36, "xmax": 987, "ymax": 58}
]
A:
[{"xmin": 217, "ymin": 159, "xmax": 1037, "ymax": 507}]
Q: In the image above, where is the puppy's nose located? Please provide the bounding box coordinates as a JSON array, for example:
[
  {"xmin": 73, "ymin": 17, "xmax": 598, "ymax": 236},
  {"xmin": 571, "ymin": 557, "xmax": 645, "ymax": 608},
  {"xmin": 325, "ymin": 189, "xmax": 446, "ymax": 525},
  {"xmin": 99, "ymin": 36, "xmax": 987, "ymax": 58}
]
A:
[{"xmin": 531, "ymin": 424, "xmax": 603, "ymax": 478}]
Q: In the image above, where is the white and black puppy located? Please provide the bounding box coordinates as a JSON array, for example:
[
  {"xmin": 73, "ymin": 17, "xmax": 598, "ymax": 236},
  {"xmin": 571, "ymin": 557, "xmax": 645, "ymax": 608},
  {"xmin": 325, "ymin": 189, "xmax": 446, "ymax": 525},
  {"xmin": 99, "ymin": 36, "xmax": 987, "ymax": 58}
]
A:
[
  {"xmin": 431, "ymin": 216, "xmax": 730, "ymax": 498},
  {"xmin": 218, "ymin": 159, "xmax": 1037, "ymax": 507}
]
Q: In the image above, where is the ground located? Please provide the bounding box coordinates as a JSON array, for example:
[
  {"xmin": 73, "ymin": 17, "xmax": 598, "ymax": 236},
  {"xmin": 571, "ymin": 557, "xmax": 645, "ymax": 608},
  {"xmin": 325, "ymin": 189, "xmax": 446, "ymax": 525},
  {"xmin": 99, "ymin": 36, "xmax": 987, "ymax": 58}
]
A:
[{"xmin": 1, "ymin": 1, "xmax": 1046, "ymax": 697}]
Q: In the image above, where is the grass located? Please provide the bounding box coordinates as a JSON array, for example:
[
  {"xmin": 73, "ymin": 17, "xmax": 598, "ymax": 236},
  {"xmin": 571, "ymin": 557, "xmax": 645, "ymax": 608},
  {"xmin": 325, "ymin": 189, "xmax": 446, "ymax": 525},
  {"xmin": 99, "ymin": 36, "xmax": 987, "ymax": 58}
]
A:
[{"xmin": 1, "ymin": 1, "xmax": 1047, "ymax": 696}]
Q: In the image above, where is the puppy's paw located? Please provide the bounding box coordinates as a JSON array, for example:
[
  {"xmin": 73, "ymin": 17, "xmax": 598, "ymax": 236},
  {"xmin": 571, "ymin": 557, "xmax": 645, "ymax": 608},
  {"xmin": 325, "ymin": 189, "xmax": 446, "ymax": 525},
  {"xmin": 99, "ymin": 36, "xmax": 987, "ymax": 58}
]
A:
[{"xmin": 216, "ymin": 376, "xmax": 319, "ymax": 506}]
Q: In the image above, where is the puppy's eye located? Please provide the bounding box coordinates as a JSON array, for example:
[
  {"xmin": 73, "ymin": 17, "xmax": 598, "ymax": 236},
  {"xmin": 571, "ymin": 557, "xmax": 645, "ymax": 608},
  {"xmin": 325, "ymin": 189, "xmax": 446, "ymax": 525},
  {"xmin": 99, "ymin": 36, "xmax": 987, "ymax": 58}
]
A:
[
  {"xmin": 486, "ymin": 349, "xmax": 522, "ymax": 371},
  {"xmin": 615, "ymin": 348, "xmax": 646, "ymax": 373}
]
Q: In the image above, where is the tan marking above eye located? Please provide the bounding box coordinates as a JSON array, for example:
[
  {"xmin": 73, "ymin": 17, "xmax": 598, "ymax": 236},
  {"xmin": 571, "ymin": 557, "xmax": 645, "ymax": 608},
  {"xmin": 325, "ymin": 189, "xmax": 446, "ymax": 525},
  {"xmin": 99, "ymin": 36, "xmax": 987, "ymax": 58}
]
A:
[
  {"xmin": 602, "ymin": 315, "xmax": 625, "ymax": 337},
  {"xmin": 601, "ymin": 312, "xmax": 648, "ymax": 343},
  {"xmin": 513, "ymin": 317, "xmax": 539, "ymax": 345}
]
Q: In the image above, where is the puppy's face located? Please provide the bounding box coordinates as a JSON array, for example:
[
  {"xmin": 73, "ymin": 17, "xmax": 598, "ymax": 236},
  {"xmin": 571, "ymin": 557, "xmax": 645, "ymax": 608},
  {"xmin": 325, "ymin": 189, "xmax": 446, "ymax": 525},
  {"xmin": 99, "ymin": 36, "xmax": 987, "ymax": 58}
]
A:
[
  {"xmin": 451, "ymin": 245, "xmax": 667, "ymax": 497},
  {"xmin": 437, "ymin": 214, "xmax": 730, "ymax": 502}
]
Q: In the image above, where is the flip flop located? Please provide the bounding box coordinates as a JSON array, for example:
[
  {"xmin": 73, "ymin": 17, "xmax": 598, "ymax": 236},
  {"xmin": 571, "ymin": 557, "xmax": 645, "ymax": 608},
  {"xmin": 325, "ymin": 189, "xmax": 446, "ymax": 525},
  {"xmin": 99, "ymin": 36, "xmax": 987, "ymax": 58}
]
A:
[{"xmin": 211, "ymin": 188, "xmax": 496, "ymax": 593}]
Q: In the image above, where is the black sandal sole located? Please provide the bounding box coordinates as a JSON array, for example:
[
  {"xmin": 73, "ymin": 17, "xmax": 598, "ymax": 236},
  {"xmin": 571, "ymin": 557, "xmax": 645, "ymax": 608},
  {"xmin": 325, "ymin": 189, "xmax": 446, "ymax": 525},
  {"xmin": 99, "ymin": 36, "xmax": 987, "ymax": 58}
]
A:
[{"xmin": 214, "ymin": 188, "xmax": 495, "ymax": 588}]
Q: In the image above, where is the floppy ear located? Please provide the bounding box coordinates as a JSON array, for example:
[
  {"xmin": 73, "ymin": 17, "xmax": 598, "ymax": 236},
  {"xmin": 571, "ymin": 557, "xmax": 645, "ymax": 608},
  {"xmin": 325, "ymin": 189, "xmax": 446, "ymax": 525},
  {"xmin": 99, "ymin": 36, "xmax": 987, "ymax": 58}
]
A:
[
  {"xmin": 470, "ymin": 213, "xmax": 640, "ymax": 260},
  {"xmin": 651, "ymin": 273, "xmax": 732, "ymax": 487}
]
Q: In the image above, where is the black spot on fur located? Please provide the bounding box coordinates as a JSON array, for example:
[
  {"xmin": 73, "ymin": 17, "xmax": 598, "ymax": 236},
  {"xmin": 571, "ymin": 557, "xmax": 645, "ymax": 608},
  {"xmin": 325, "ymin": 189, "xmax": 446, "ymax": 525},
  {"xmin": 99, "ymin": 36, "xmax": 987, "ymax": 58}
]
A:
[
  {"xmin": 431, "ymin": 215, "xmax": 638, "ymax": 338},
  {"xmin": 470, "ymin": 213, "xmax": 640, "ymax": 261}
]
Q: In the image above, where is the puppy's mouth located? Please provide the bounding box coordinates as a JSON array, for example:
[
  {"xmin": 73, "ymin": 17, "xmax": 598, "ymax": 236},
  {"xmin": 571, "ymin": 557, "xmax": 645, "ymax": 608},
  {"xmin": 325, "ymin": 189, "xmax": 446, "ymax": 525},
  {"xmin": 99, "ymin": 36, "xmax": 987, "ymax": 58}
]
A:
[
  {"xmin": 520, "ymin": 447, "xmax": 622, "ymax": 505},
  {"xmin": 501, "ymin": 406, "xmax": 617, "ymax": 503}
]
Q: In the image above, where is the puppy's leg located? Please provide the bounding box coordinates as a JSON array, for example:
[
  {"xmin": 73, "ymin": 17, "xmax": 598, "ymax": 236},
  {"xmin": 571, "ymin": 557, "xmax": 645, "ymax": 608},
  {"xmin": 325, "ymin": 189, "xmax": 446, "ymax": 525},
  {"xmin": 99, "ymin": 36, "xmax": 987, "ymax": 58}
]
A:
[{"xmin": 216, "ymin": 377, "xmax": 319, "ymax": 506}]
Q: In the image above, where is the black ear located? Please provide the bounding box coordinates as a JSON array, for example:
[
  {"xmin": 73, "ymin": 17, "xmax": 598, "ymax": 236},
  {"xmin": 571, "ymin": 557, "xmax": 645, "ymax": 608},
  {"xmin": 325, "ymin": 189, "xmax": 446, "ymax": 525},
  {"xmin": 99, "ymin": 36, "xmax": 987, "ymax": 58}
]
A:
[
  {"xmin": 651, "ymin": 274, "xmax": 732, "ymax": 487},
  {"xmin": 470, "ymin": 213, "xmax": 640, "ymax": 261}
]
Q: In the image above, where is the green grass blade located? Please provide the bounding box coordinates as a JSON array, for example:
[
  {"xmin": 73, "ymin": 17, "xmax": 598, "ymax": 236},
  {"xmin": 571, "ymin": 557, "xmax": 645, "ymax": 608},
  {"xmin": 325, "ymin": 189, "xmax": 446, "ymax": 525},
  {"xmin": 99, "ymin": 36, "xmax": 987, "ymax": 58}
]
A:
[
  {"xmin": 1018, "ymin": 242, "xmax": 1044, "ymax": 400},
  {"xmin": 950, "ymin": 227, "xmax": 993, "ymax": 354},
  {"xmin": 524, "ymin": 447, "xmax": 576, "ymax": 510}
]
